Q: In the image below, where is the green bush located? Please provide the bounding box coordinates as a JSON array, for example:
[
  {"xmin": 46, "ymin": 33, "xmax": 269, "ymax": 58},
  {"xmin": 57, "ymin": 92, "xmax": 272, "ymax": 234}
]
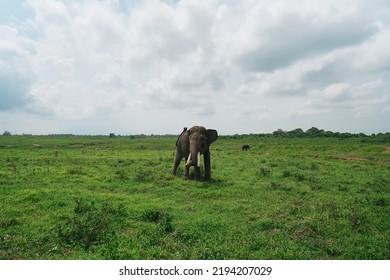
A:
[
  {"xmin": 142, "ymin": 209, "xmax": 174, "ymax": 234},
  {"xmin": 57, "ymin": 199, "xmax": 124, "ymax": 250}
]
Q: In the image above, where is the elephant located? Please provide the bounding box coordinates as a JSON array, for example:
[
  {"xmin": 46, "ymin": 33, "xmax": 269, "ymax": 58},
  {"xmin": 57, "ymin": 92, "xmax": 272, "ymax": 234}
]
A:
[
  {"xmin": 172, "ymin": 126, "xmax": 218, "ymax": 181},
  {"xmin": 242, "ymin": 144, "xmax": 250, "ymax": 151}
]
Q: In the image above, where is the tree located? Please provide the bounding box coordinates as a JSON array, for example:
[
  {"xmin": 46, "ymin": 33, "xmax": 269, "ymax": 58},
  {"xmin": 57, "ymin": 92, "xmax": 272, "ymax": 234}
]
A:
[
  {"xmin": 273, "ymin": 129, "xmax": 285, "ymax": 137},
  {"xmin": 306, "ymin": 127, "xmax": 324, "ymax": 137},
  {"xmin": 288, "ymin": 128, "xmax": 305, "ymax": 137},
  {"xmin": 3, "ymin": 131, "xmax": 12, "ymax": 136}
]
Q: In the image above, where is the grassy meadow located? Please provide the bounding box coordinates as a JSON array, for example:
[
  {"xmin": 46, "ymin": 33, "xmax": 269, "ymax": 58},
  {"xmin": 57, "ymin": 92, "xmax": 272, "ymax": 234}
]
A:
[{"xmin": 0, "ymin": 134, "xmax": 389, "ymax": 260}]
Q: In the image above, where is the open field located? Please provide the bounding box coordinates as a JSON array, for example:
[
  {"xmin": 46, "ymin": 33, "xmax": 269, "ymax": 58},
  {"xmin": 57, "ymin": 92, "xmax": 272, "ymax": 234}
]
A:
[{"xmin": 0, "ymin": 135, "xmax": 389, "ymax": 259}]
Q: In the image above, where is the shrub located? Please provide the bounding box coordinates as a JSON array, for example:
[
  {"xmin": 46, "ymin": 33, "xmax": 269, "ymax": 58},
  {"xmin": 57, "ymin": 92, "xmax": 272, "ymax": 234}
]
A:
[
  {"xmin": 282, "ymin": 170, "xmax": 292, "ymax": 178},
  {"xmin": 134, "ymin": 169, "xmax": 155, "ymax": 182},
  {"xmin": 142, "ymin": 209, "xmax": 174, "ymax": 234},
  {"xmin": 257, "ymin": 167, "xmax": 271, "ymax": 177},
  {"xmin": 57, "ymin": 199, "xmax": 124, "ymax": 250},
  {"xmin": 142, "ymin": 209, "xmax": 164, "ymax": 223}
]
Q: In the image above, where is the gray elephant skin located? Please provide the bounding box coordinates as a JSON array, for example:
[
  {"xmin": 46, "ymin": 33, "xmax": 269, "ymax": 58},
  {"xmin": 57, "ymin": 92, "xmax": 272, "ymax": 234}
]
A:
[{"xmin": 172, "ymin": 126, "xmax": 218, "ymax": 181}]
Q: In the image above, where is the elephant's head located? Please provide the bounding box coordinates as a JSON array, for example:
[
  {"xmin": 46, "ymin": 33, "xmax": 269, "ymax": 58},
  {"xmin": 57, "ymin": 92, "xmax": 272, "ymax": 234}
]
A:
[{"xmin": 185, "ymin": 126, "xmax": 218, "ymax": 168}]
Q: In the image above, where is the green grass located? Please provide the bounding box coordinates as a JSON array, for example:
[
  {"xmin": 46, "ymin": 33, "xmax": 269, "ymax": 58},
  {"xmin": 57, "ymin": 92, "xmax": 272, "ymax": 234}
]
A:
[{"xmin": 0, "ymin": 135, "xmax": 389, "ymax": 259}]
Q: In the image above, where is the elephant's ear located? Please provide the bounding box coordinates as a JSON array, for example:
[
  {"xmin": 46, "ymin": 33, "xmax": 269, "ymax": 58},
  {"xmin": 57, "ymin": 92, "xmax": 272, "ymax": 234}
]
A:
[{"xmin": 206, "ymin": 129, "xmax": 218, "ymax": 145}]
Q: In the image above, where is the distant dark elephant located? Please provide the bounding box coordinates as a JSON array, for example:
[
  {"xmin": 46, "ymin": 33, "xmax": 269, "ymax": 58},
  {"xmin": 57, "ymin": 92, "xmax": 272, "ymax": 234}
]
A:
[
  {"xmin": 242, "ymin": 144, "xmax": 250, "ymax": 151},
  {"xmin": 172, "ymin": 126, "xmax": 218, "ymax": 181}
]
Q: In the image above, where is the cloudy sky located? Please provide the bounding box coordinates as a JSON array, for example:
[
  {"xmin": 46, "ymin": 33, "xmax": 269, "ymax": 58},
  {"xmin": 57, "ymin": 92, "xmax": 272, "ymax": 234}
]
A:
[{"xmin": 1, "ymin": 0, "xmax": 389, "ymax": 135}]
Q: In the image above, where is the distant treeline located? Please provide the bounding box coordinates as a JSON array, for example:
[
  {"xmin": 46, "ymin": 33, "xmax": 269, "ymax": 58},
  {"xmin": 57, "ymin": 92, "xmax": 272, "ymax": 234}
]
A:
[
  {"xmin": 2, "ymin": 127, "xmax": 390, "ymax": 141},
  {"xmin": 1, "ymin": 132, "xmax": 176, "ymax": 138},
  {"xmin": 222, "ymin": 127, "xmax": 390, "ymax": 141}
]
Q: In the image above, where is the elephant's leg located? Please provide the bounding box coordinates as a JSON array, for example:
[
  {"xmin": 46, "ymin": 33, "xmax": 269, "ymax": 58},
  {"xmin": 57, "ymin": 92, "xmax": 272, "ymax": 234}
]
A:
[
  {"xmin": 184, "ymin": 163, "xmax": 190, "ymax": 179},
  {"xmin": 203, "ymin": 149, "xmax": 211, "ymax": 181},
  {"xmin": 172, "ymin": 152, "xmax": 182, "ymax": 175},
  {"xmin": 194, "ymin": 166, "xmax": 201, "ymax": 181}
]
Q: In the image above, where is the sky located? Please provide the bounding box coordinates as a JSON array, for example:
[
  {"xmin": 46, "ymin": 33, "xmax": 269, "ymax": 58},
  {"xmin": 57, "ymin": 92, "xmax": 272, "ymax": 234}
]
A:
[{"xmin": 0, "ymin": 0, "xmax": 389, "ymax": 135}]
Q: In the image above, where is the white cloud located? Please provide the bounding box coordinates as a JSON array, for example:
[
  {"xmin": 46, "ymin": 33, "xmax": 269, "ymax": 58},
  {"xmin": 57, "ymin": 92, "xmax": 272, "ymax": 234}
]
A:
[
  {"xmin": 323, "ymin": 83, "xmax": 350, "ymax": 102},
  {"xmin": 295, "ymin": 79, "xmax": 389, "ymax": 122},
  {"xmin": 0, "ymin": 24, "xmax": 35, "ymax": 110},
  {"xmin": 0, "ymin": 0, "xmax": 389, "ymax": 134}
]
